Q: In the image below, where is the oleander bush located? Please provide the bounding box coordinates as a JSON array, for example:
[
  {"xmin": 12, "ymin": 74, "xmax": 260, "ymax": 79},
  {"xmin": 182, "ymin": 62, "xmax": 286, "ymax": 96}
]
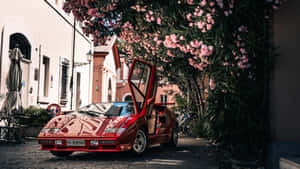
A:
[{"xmin": 63, "ymin": 0, "xmax": 286, "ymax": 165}]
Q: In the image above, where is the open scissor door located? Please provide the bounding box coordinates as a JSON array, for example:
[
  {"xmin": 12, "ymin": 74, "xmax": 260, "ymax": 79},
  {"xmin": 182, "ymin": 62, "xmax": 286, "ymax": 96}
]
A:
[{"xmin": 128, "ymin": 59, "xmax": 157, "ymax": 115}]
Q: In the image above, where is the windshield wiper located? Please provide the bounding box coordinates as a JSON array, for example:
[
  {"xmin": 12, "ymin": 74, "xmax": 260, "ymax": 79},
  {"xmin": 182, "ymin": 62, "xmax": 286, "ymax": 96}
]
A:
[{"xmin": 78, "ymin": 110, "xmax": 101, "ymax": 117}]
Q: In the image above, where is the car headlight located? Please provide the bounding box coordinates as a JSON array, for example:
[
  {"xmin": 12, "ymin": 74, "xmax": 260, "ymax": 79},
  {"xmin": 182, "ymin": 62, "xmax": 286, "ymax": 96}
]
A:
[
  {"xmin": 40, "ymin": 128, "xmax": 60, "ymax": 133},
  {"xmin": 40, "ymin": 128, "xmax": 49, "ymax": 133},
  {"xmin": 116, "ymin": 128, "xmax": 126, "ymax": 135},
  {"xmin": 104, "ymin": 128, "xmax": 126, "ymax": 135},
  {"xmin": 104, "ymin": 128, "xmax": 118, "ymax": 133}
]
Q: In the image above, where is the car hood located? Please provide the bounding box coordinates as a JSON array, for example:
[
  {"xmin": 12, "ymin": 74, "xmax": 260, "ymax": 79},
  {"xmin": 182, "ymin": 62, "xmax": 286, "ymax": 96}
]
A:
[{"xmin": 38, "ymin": 112, "xmax": 130, "ymax": 138}]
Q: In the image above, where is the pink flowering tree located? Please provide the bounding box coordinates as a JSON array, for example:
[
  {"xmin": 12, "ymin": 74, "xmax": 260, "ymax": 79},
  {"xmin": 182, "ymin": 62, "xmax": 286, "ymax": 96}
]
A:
[{"xmin": 64, "ymin": 0, "xmax": 285, "ymax": 164}]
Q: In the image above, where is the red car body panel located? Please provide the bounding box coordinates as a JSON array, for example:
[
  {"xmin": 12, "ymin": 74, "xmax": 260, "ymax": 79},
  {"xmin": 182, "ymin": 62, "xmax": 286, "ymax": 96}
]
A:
[
  {"xmin": 39, "ymin": 114, "xmax": 130, "ymax": 138},
  {"xmin": 38, "ymin": 59, "xmax": 178, "ymax": 153}
]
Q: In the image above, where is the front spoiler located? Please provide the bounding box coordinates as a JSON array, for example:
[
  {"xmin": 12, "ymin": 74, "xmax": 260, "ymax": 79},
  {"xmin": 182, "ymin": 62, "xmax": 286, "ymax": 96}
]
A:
[
  {"xmin": 38, "ymin": 138, "xmax": 132, "ymax": 152},
  {"xmin": 40, "ymin": 144, "xmax": 132, "ymax": 152}
]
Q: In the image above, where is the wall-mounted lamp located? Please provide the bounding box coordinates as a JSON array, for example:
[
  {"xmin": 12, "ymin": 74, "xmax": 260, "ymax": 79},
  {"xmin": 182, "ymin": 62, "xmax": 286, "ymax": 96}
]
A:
[
  {"xmin": 74, "ymin": 50, "xmax": 93, "ymax": 67},
  {"xmin": 86, "ymin": 50, "xmax": 93, "ymax": 63}
]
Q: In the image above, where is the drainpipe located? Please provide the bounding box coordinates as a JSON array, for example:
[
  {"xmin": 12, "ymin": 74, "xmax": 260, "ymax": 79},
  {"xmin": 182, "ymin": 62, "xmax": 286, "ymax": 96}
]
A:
[
  {"xmin": 87, "ymin": 46, "xmax": 93, "ymax": 104},
  {"xmin": 70, "ymin": 19, "xmax": 76, "ymax": 110},
  {"xmin": 88, "ymin": 59, "xmax": 91, "ymax": 103},
  {"xmin": 0, "ymin": 29, "xmax": 4, "ymax": 94},
  {"xmin": 37, "ymin": 45, "xmax": 41, "ymax": 104},
  {"xmin": 58, "ymin": 56, "xmax": 61, "ymax": 104}
]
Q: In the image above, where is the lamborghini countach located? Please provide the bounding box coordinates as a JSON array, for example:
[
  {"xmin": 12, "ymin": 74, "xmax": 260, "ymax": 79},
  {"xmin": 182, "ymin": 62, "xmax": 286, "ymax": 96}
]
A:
[{"xmin": 38, "ymin": 59, "xmax": 178, "ymax": 156}]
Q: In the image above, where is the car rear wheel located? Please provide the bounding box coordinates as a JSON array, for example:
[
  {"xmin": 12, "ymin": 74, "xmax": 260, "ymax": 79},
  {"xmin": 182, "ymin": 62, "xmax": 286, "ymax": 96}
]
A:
[
  {"xmin": 132, "ymin": 129, "xmax": 147, "ymax": 155},
  {"xmin": 162, "ymin": 127, "xmax": 178, "ymax": 147},
  {"xmin": 50, "ymin": 151, "xmax": 73, "ymax": 157}
]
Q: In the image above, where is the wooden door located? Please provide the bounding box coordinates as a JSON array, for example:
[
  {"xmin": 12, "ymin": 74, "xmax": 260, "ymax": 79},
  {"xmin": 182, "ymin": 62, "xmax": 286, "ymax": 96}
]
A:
[{"xmin": 92, "ymin": 54, "xmax": 106, "ymax": 103}]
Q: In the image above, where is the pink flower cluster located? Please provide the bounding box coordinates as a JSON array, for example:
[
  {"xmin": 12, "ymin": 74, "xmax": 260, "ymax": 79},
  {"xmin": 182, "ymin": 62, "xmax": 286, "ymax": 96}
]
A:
[
  {"xmin": 186, "ymin": 5, "xmax": 215, "ymax": 33},
  {"xmin": 145, "ymin": 10, "xmax": 162, "ymax": 25},
  {"xmin": 188, "ymin": 44, "xmax": 213, "ymax": 70},
  {"xmin": 120, "ymin": 21, "xmax": 141, "ymax": 44},
  {"xmin": 80, "ymin": 0, "xmax": 90, "ymax": 8},
  {"xmin": 193, "ymin": 46, "xmax": 213, "ymax": 69},
  {"xmin": 271, "ymin": 0, "xmax": 286, "ymax": 10},
  {"xmin": 121, "ymin": 43, "xmax": 134, "ymax": 58},
  {"xmin": 215, "ymin": 0, "xmax": 234, "ymax": 16},
  {"xmin": 224, "ymin": 0, "xmax": 234, "ymax": 16},
  {"xmin": 120, "ymin": 22, "xmax": 133, "ymax": 39},
  {"xmin": 119, "ymin": 23, "xmax": 165, "ymax": 59},
  {"xmin": 119, "ymin": 22, "xmax": 138, "ymax": 57},
  {"xmin": 129, "ymin": 32, "xmax": 162, "ymax": 59},
  {"xmin": 186, "ymin": 0, "xmax": 210, "ymax": 6},
  {"xmin": 209, "ymin": 78, "xmax": 215, "ymax": 90},
  {"xmin": 162, "ymin": 33, "xmax": 214, "ymax": 70},
  {"xmin": 163, "ymin": 34, "xmax": 178, "ymax": 49},
  {"xmin": 145, "ymin": 10, "xmax": 155, "ymax": 22},
  {"xmin": 216, "ymin": 0, "xmax": 224, "ymax": 8},
  {"xmin": 130, "ymin": 4, "xmax": 147, "ymax": 12},
  {"xmin": 100, "ymin": 3, "xmax": 117, "ymax": 12},
  {"xmin": 189, "ymin": 58, "xmax": 207, "ymax": 71},
  {"xmin": 232, "ymin": 25, "xmax": 250, "ymax": 69},
  {"xmin": 142, "ymin": 33, "xmax": 160, "ymax": 55},
  {"xmin": 187, "ymin": 0, "xmax": 194, "ymax": 5},
  {"xmin": 238, "ymin": 25, "xmax": 248, "ymax": 32}
]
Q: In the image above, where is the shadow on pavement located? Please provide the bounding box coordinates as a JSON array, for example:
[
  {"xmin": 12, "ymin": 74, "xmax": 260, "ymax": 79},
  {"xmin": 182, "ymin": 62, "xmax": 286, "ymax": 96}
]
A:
[
  {"xmin": 0, "ymin": 136, "xmax": 217, "ymax": 169},
  {"xmin": 46, "ymin": 145, "xmax": 186, "ymax": 162}
]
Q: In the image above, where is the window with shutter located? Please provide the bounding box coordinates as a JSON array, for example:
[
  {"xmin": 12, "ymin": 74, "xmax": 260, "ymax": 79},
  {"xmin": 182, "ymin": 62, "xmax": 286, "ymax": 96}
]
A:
[{"xmin": 60, "ymin": 60, "xmax": 69, "ymax": 105}]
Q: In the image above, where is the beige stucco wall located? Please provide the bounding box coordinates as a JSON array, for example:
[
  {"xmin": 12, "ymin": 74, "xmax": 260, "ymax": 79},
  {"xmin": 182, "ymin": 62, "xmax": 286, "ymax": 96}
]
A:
[
  {"xmin": 155, "ymin": 84, "xmax": 181, "ymax": 105},
  {"xmin": 0, "ymin": 0, "xmax": 93, "ymax": 110},
  {"xmin": 270, "ymin": 0, "xmax": 300, "ymax": 142}
]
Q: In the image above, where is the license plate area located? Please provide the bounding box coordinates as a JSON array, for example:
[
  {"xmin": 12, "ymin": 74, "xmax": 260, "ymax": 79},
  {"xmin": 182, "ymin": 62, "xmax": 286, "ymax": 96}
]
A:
[{"xmin": 66, "ymin": 140, "xmax": 85, "ymax": 146}]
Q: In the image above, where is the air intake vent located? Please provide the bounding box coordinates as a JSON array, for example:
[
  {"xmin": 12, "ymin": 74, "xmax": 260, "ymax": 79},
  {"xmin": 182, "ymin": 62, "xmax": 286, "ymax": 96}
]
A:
[{"xmin": 102, "ymin": 145, "xmax": 117, "ymax": 149}]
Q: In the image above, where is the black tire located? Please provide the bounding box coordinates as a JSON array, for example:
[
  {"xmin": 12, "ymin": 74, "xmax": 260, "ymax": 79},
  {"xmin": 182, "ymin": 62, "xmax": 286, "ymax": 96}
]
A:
[
  {"xmin": 132, "ymin": 129, "xmax": 148, "ymax": 155},
  {"xmin": 162, "ymin": 127, "xmax": 178, "ymax": 147},
  {"xmin": 50, "ymin": 151, "xmax": 73, "ymax": 157}
]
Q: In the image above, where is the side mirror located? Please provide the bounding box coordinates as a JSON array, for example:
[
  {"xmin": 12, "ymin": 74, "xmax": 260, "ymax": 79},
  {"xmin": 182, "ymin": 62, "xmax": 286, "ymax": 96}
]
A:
[{"xmin": 146, "ymin": 97, "xmax": 155, "ymax": 105}]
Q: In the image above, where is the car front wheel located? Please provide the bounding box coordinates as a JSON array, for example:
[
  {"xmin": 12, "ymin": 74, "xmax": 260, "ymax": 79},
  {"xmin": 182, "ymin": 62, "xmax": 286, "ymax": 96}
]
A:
[
  {"xmin": 50, "ymin": 151, "xmax": 73, "ymax": 157},
  {"xmin": 132, "ymin": 129, "xmax": 147, "ymax": 155}
]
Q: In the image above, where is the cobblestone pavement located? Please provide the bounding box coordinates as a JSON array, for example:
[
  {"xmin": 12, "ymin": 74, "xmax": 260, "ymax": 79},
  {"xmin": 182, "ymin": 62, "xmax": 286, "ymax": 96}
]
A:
[{"xmin": 0, "ymin": 136, "xmax": 217, "ymax": 169}]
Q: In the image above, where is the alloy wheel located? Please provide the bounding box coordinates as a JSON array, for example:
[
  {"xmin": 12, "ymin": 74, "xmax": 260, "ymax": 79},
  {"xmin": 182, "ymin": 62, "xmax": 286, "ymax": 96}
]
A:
[{"xmin": 132, "ymin": 129, "xmax": 147, "ymax": 154}]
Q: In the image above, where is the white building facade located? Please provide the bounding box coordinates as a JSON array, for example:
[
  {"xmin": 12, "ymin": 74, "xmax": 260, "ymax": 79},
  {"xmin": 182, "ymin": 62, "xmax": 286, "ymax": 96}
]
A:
[{"xmin": 0, "ymin": 0, "xmax": 93, "ymax": 111}]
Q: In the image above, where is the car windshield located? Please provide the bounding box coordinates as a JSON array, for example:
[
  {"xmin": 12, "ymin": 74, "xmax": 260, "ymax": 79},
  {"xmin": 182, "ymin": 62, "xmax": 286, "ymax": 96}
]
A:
[{"xmin": 77, "ymin": 102, "xmax": 135, "ymax": 117}]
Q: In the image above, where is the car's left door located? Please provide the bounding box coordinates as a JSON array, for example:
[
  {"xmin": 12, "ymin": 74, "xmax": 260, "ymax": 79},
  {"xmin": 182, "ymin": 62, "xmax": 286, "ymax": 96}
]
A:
[{"xmin": 128, "ymin": 59, "xmax": 157, "ymax": 117}]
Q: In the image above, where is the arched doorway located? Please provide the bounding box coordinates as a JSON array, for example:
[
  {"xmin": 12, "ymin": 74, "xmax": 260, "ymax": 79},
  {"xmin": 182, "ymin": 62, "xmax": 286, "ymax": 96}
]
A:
[
  {"xmin": 9, "ymin": 33, "xmax": 31, "ymax": 60},
  {"xmin": 9, "ymin": 33, "xmax": 31, "ymax": 107},
  {"xmin": 123, "ymin": 93, "xmax": 133, "ymax": 102}
]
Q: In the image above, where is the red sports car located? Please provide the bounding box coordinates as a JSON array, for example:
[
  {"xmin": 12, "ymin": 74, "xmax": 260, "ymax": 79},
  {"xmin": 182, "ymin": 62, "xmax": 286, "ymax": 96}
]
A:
[{"xmin": 38, "ymin": 59, "xmax": 178, "ymax": 157}]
